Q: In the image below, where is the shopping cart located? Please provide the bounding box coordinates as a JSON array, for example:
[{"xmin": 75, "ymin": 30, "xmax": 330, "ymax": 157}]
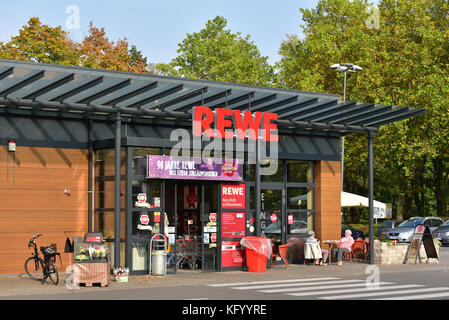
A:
[{"xmin": 175, "ymin": 236, "xmax": 202, "ymax": 270}]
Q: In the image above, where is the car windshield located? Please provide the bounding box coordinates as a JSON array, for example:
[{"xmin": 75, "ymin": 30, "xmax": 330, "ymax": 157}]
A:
[
  {"xmin": 441, "ymin": 220, "xmax": 449, "ymax": 227},
  {"xmin": 379, "ymin": 221, "xmax": 392, "ymax": 228},
  {"xmin": 398, "ymin": 219, "xmax": 424, "ymax": 228}
]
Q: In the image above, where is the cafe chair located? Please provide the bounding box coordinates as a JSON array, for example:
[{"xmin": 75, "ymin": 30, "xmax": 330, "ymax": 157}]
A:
[
  {"xmin": 351, "ymin": 240, "xmax": 366, "ymax": 262},
  {"xmin": 271, "ymin": 244, "xmax": 290, "ymax": 269}
]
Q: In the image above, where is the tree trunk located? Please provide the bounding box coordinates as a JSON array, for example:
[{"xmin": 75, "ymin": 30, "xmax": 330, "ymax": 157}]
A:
[
  {"xmin": 433, "ymin": 157, "xmax": 445, "ymax": 217},
  {"xmin": 396, "ymin": 193, "xmax": 404, "ymax": 220}
]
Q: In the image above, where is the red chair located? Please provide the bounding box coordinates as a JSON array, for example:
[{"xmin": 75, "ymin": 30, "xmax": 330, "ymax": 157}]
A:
[
  {"xmin": 342, "ymin": 249, "xmax": 355, "ymax": 263},
  {"xmin": 351, "ymin": 240, "xmax": 366, "ymax": 263},
  {"xmin": 271, "ymin": 244, "xmax": 289, "ymax": 269}
]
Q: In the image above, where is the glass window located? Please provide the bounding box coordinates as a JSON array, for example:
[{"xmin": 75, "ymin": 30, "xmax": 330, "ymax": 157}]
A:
[
  {"xmin": 132, "ymin": 148, "xmax": 160, "ymax": 176},
  {"xmin": 431, "ymin": 219, "xmax": 442, "ymax": 227},
  {"xmin": 261, "ymin": 189, "xmax": 282, "ymax": 243},
  {"xmin": 261, "ymin": 160, "xmax": 283, "ymax": 182},
  {"xmin": 287, "ymin": 187, "xmax": 313, "ymax": 210},
  {"xmin": 94, "ymin": 210, "xmax": 125, "ymax": 240},
  {"xmin": 132, "ymin": 180, "xmax": 161, "ymax": 209},
  {"xmin": 286, "ymin": 212, "xmax": 309, "ymax": 237},
  {"xmin": 287, "ymin": 161, "xmax": 313, "ymax": 183},
  {"xmin": 95, "ymin": 149, "xmax": 125, "ymax": 176},
  {"xmin": 248, "ymin": 162, "xmax": 283, "ymax": 182}
]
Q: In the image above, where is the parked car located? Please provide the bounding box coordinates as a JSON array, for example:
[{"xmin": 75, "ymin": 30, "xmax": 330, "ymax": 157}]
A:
[
  {"xmin": 432, "ymin": 220, "xmax": 449, "ymax": 246},
  {"xmin": 387, "ymin": 217, "xmax": 444, "ymax": 242},
  {"xmin": 264, "ymin": 220, "xmax": 308, "ymax": 235},
  {"xmin": 341, "ymin": 223, "xmax": 365, "ymax": 240},
  {"xmin": 377, "ymin": 220, "xmax": 404, "ymax": 239}
]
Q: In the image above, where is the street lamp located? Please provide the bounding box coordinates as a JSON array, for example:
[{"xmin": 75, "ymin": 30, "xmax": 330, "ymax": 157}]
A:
[{"xmin": 330, "ymin": 63, "xmax": 362, "ymax": 191}]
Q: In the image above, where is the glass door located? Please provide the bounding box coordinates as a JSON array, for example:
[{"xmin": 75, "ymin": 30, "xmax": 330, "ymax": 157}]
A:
[
  {"xmin": 164, "ymin": 182, "xmax": 177, "ymax": 274},
  {"xmin": 260, "ymin": 188, "xmax": 284, "ymax": 246},
  {"xmin": 201, "ymin": 183, "xmax": 219, "ymax": 272}
]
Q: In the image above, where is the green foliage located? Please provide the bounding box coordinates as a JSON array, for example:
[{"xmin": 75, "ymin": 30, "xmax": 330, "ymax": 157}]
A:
[
  {"xmin": 0, "ymin": 17, "xmax": 148, "ymax": 73},
  {"xmin": 156, "ymin": 16, "xmax": 274, "ymax": 86},
  {"xmin": 276, "ymin": 0, "xmax": 449, "ymax": 220}
]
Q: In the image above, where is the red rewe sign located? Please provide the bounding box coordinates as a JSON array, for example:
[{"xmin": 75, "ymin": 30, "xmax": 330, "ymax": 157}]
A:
[
  {"xmin": 222, "ymin": 183, "xmax": 246, "ymax": 209},
  {"xmin": 193, "ymin": 106, "xmax": 278, "ymax": 141}
]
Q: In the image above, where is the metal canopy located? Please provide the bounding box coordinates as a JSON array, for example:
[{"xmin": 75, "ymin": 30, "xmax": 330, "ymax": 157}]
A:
[{"xmin": 0, "ymin": 59, "xmax": 425, "ymax": 134}]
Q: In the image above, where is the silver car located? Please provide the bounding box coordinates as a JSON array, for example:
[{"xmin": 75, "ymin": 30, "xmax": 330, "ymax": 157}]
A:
[
  {"xmin": 377, "ymin": 220, "xmax": 403, "ymax": 239},
  {"xmin": 387, "ymin": 217, "xmax": 443, "ymax": 242},
  {"xmin": 432, "ymin": 220, "xmax": 449, "ymax": 246}
]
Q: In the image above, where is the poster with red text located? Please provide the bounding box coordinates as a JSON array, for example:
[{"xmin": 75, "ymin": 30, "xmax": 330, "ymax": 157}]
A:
[{"xmin": 221, "ymin": 183, "xmax": 246, "ymax": 209}]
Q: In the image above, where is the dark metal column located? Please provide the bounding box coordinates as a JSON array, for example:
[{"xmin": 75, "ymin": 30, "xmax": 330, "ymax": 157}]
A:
[
  {"xmin": 368, "ymin": 131, "xmax": 374, "ymax": 265},
  {"xmin": 255, "ymin": 138, "xmax": 261, "ymax": 236},
  {"xmin": 114, "ymin": 111, "xmax": 122, "ymax": 268},
  {"xmin": 88, "ymin": 120, "xmax": 93, "ymax": 232}
]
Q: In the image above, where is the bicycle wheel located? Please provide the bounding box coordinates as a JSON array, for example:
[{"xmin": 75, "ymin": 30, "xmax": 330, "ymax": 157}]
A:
[
  {"xmin": 24, "ymin": 257, "xmax": 43, "ymax": 281},
  {"xmin": 45, "ymin": 261, "xmax": 59, "ymax": 285}
]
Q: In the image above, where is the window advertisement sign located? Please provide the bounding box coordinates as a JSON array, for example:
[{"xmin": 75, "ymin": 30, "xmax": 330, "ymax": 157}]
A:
[
  {"xmin": 222, "ymin": 212, "xmax": 246, "ymax": 238},
  {"xmin": 221, "ymin": 241, "xmax": 244, "ymax": 268},
  {"xmin": 221, "ymin": 183, "xmax": 246, "ymax": 209},
  {"xmin": 147, "ymin": 156, "xmax": 243, "ymax": 181}
]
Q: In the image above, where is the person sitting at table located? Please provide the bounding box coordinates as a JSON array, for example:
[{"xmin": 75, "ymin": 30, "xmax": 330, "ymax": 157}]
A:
[
  {"xmin": 305, "ymin": 231, "xmax": 329, "ymax": 266},
  {"xmin": 333, "ymin": 229, "xmax": 354, "ymax": 266}
]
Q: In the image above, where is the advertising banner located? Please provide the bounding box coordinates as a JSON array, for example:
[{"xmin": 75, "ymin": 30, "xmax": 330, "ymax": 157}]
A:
[
  {"xmin": 222, "ymin": 212, "xmax": 246, "ymax": 238},
  {"xmin": 147, "ymin": 156, "xmax": 243, "ymax": 181},
  {"xmin": 221, "ymin": 183, "xmax": 246, "ymax": 209}
]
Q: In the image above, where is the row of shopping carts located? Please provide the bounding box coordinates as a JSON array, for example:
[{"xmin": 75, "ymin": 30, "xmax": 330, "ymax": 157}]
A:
[{"xmin": 167, "ymin": 236, "xmax": 202, "ymax": 270}]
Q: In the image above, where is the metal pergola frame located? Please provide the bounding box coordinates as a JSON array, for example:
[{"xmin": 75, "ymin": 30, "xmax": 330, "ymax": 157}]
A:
[{"xmin": 0, "ymin": 59, "xmax": 426, "ymax": 266}]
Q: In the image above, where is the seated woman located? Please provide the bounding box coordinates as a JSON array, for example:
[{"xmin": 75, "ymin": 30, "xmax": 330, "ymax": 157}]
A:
[
  {"xmin": 333, "ymin": 229, "xmax": 354, "ymax": 266},
  {"xmin": 304, "ymin": 231, "xmax": 329, "ymax": 266}
]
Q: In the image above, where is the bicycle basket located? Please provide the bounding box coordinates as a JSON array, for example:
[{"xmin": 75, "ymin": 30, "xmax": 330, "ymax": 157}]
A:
[{"xmin": 41, "ymin": 246, "xmax": 56, "ymax": 257}]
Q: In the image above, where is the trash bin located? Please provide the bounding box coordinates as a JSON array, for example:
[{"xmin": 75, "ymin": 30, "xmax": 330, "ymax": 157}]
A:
[
  {"xmin": 149, "ymin": 234, "xmax": 167, "ymax": 276},
  {"xmin": 240, "ymin": 237, "xmax": 272, "ymax": 272}
]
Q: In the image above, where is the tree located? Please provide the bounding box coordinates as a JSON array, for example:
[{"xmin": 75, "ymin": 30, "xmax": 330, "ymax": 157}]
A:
[
  {"xmin": 276, "ymin": 0, "xmax": 449, "ymax": 220},
  {"xmin": 156, "ymin": 16, "xmax": 273, "ymax": 86},
  {"xmin": 0, "ymin": 17, "xmax": 79, "ymax": 65},
  {"xmin": 78, "ymin": 22, "xmax": 147, "ymax": 73},
  {"xmin": 0, "ymin": 17, "xmax": 148, "ymax": 74}
]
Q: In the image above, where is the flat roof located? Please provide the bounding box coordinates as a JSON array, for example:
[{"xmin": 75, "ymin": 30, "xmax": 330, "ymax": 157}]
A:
[{"xmin": 0, "ymin": 59, "xmax": 425, "ymax": 134}]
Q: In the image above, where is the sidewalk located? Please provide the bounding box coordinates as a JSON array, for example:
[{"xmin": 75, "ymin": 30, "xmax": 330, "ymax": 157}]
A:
[{"xmin": 1, "ymin": 255, "xmax": 448, "ymax": 298}]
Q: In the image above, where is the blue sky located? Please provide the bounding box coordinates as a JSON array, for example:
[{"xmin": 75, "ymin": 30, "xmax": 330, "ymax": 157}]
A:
[{"xmin": 0, "ymin": 0, "xmax": 320, "ymax": 65}]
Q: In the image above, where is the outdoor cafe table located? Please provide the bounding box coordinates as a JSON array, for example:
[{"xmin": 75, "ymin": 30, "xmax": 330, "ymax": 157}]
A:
[{"xmin": 322, "ymin": 240, "xmax": 339, "ymax": 264}]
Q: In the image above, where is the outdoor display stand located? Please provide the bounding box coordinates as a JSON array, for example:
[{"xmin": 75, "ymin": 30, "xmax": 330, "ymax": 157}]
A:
[
  {"xmin": 404, "ymin": 225, "xmax": 439, "ymax": 264},
  {"xmin": 72, "ymin": 232, "xmax": 111, "ymax": 287}
]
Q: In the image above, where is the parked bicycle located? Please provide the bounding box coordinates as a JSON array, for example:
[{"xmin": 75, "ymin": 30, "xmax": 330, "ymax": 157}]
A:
[{"xmin": 24, "ymin": 234, "xmax": 60, "ymax": 285}]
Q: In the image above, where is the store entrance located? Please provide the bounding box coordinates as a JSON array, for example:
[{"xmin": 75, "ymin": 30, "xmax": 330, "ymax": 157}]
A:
[{"xmin": 165, "ymin": 182, "xmax": 219, "ymax": 273}]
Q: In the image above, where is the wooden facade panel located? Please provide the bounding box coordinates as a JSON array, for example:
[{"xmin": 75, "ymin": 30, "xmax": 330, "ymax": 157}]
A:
[
  {"xmin": 0, "ymin": 252, "xmax": 73, "ymax": 274},
  {"xmin": 315, "ymin": 160, "xmax": 341, "ymax": 242},
  {"xmin": 0, "ymin": 146, "xmax": 89, "ymax": 274},
  {"xmin": 0, "ymin": 189, "xmax": 88, "ymax": 211},
  {"xmin": 0, "ymin": 147, "xmax": 88, "ymax": 169},
  {"xmin": 0, "ymin": 211, "xmax": 87, "ymax": 234},
  {"xmin": 0, "ymin": 168, "xmax": 88, "ymax": 189}
]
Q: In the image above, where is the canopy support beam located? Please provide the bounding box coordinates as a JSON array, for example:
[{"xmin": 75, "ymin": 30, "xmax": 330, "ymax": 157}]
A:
[
  {"xmin": 368, "ymin": 131, "xmax": 374, "ymax": 265},
  {"xmin": 114, "ymin": 111, "xmax": 122, "ymax": 269}
]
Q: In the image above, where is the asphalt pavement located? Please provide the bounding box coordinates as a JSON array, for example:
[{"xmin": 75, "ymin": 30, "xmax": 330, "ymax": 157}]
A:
[{"xmin": 1, "ymin": 247, "xmax": 449, "ymax": 300}]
